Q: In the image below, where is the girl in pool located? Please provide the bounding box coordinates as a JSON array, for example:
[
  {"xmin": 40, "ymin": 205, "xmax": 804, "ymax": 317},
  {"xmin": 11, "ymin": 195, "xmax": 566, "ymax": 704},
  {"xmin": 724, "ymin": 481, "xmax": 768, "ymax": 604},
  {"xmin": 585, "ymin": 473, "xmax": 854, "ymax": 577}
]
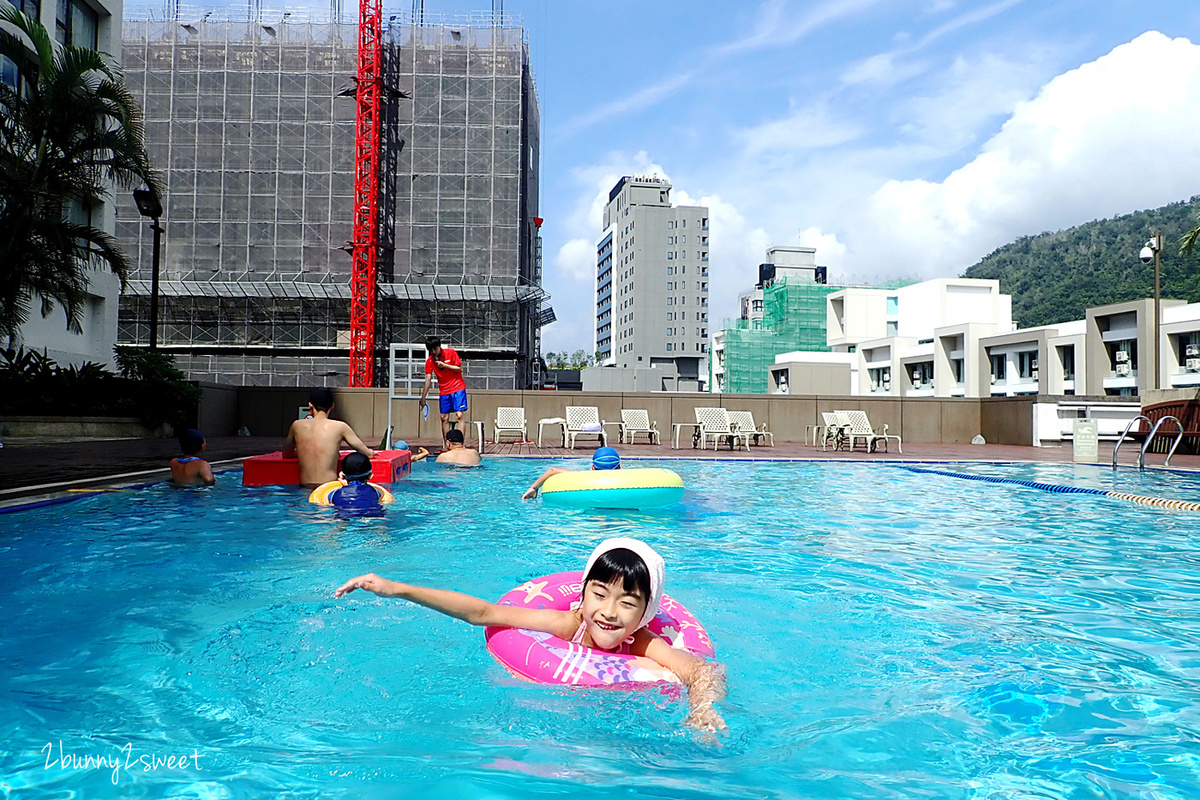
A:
[{"xmin": 335, "ymin": 537, "xmax": 727, "ymax": 732}]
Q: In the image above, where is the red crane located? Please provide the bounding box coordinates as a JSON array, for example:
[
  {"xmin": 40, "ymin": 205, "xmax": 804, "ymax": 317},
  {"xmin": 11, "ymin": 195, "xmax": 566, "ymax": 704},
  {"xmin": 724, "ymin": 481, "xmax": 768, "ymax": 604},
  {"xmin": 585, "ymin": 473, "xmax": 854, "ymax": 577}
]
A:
[{"xmin": 348, "ymin": 0, "xmax": 383, "ymax": 387}]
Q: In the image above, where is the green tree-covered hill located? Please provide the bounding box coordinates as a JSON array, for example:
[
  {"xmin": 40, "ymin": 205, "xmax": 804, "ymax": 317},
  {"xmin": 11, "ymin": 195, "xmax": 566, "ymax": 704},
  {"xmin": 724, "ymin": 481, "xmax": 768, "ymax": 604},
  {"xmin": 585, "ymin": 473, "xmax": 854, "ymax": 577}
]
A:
[{"xmin": 961, "ymin": 198, "xmax": 1200, "ymax": 328}]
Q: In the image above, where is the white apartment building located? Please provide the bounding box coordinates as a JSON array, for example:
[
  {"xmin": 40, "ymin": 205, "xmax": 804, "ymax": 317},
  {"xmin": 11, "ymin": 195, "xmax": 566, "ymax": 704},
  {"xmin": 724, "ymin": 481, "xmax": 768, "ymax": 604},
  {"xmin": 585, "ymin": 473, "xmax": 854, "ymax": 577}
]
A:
[
  {"xmin": 827, "ymin": 278, "xmax": 1013, "ymax": 351},
  {"xmin": 825, "ymin": 278, "xmax": 1015, "ymax": 396},
  {"xmin": 595, "ymin": 176, "xmax": 709, "ymax": 387},
  {"xmin": 3, "ymin": 0, "xmax": 127, "ymax": 367}
]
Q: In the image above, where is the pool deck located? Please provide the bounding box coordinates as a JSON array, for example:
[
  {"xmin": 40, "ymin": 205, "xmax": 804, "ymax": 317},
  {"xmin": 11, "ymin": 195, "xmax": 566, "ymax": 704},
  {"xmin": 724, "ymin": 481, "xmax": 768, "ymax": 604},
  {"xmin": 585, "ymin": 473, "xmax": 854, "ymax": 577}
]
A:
[{"xmin": 1, "ymin": 434, "xmax": 1196, "ymax": 509}]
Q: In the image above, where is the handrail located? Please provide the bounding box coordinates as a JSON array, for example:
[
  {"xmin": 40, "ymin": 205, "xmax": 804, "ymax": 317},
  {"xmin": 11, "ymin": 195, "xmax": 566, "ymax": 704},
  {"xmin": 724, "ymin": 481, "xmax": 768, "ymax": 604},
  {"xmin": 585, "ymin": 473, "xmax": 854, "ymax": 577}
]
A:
[
  {"xmin": 1113, "ymin": 415, "xmax": 1150, "ymax": 469},
  {"xmin": 1141, "ymin": 415, "xmax": 1184, "ymax": 469}
]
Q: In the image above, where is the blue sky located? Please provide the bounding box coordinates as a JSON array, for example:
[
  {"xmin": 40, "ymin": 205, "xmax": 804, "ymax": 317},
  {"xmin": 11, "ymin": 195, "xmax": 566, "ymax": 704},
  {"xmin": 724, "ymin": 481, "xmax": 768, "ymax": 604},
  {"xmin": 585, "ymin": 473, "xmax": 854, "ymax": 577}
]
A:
[{"xmin": 179, "ymin": 1, "xmax": 1200, "ymax": 352}]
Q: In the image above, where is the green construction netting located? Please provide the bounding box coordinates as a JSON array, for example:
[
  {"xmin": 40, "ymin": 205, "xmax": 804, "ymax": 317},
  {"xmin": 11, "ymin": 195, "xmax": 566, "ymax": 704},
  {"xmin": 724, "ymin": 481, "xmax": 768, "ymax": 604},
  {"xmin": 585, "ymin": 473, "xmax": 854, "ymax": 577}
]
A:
[{"xmin": 717, "ymin": 278, "xmax": 840, "ymax": 393}]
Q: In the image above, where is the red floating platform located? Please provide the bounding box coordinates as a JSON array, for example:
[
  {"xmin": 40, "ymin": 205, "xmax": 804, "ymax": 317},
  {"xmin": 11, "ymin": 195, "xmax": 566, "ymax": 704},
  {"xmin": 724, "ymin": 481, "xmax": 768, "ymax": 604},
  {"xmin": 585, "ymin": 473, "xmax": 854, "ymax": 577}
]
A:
[{"xmin": 242, "ymin": 449, "xmax": 412, "ymax": 486}]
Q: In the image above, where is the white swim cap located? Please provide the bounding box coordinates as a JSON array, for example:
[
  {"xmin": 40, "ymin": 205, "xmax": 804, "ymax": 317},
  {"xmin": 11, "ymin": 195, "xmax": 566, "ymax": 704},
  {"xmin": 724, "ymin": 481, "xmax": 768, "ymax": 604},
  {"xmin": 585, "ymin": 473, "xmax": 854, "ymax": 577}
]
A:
[{"xmin": 582, "ymin": 537, "xmax": 665, "ymax": 630}]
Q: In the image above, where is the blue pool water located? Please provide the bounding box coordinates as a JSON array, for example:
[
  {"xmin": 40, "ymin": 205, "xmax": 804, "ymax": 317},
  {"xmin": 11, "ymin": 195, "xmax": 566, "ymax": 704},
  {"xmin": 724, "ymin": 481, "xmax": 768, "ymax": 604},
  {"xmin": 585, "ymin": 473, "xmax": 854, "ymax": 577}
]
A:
[{"xmin": 1, "ymin": 459, "xmax": 1199, "ymax": 799}]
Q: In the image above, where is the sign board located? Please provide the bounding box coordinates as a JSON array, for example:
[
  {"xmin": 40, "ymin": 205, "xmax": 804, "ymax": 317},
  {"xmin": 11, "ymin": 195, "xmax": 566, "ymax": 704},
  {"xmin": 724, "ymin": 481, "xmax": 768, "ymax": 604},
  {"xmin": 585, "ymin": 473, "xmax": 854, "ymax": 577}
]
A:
[{"xmin": 1072, "ymin": 419, "xmax": 1099, "ymax": 463}]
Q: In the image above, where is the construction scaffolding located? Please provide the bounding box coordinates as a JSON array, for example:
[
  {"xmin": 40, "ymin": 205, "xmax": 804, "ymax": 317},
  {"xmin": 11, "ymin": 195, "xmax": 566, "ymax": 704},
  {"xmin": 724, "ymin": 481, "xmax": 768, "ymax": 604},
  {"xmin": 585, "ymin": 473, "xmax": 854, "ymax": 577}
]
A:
[
  {"xmin": 114, "ymin": 12, "xmax": 548, "ymax": 387},
  {"xmin": 718, "ymin": 277, "xmax": 839, "ymax": 394}
]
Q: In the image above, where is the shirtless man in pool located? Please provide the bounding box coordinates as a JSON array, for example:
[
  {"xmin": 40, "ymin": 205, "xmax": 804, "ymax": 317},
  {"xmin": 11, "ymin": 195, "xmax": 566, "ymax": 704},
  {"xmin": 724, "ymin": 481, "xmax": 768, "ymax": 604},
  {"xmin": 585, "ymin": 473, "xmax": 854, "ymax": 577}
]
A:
[{"xmin": 283, "ymin": 387, "xmax": 375, "ymax": 488}]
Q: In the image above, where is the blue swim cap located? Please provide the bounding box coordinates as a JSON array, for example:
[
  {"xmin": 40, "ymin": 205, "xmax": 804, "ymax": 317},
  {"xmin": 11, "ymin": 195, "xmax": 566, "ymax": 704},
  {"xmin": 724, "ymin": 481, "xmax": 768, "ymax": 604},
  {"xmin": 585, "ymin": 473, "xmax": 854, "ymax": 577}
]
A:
[
  {"xmin": 394, "ymin": 440, "xmax": 409, "ymax": 451},
  {"xmin": 592, "ymin": 446, "xmax": 621, "ymax": 470}
]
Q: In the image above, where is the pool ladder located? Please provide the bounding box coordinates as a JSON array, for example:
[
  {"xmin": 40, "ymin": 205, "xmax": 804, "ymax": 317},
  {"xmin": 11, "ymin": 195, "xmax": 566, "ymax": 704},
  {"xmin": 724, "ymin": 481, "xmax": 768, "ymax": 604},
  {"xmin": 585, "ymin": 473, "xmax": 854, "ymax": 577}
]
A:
[{"xmin": 1112, "ymin": 414, "xmax": 1184, "ymax": 470}]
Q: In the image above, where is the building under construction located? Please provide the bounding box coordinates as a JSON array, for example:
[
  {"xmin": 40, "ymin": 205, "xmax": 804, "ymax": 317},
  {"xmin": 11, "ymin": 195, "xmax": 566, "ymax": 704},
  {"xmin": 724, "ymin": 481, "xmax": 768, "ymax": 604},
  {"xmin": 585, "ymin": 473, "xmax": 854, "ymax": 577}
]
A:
[{"xmin": 115, "ymin": 10, "xmax": 550, "ymax": 387}]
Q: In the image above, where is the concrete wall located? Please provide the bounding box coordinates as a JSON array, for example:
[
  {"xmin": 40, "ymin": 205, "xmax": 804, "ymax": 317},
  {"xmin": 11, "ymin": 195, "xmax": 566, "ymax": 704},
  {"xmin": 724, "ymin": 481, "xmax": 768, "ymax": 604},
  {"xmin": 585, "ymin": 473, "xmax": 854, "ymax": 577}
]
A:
[
  {"xmin": 980, "ymin": 396, "xmax": 1036, "ymax": 445},
  {"xmin": 197, "ymin": 383, "xmax": 240, "ymax": 436},
  {"xmin": 226, "ymin": 386, "xmax": 1019, "ymax": 445}
]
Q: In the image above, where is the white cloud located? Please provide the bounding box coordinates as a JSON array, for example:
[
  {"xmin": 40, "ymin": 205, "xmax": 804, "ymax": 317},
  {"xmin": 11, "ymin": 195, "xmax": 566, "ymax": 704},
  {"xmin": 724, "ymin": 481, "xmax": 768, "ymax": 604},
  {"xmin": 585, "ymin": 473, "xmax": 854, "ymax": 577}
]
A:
[
  {"xmin": 556, "ymin": 73, "xmax": 694, "ymax": 139},
  {"xmin": 553, "ymin": 238, "xmax": 595, "ymax": 283},
  {"xmin": 716, "ymin": 0, "xmax": 889, "ymax": 56},
  {"xmin": 849, "ymin": 31, "xmax": 1200, "ymax": 277},
  {"xmin": 737, "ymin": 104, "xmax": 863, "ymax": 154}
]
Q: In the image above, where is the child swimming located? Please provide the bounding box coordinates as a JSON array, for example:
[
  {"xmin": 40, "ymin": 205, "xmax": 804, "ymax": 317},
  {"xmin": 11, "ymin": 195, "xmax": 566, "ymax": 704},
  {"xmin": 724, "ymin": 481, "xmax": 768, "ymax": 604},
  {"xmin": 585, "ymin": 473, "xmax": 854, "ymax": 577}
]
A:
[{"xmin": 335, "ymin": 537, "xmax": 727, "ymax": 732}]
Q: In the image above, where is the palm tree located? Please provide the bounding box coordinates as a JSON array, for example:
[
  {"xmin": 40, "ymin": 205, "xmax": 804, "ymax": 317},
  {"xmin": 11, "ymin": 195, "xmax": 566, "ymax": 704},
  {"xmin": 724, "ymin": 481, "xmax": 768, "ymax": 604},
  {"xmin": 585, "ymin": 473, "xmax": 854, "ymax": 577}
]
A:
[
  {"xmin": 0, "ymin": 6, "xmax": 159, "ymax": 341},
  {"xmin": 1182, "ymin": 212, "xmax": 1199, "ymax": 256}
]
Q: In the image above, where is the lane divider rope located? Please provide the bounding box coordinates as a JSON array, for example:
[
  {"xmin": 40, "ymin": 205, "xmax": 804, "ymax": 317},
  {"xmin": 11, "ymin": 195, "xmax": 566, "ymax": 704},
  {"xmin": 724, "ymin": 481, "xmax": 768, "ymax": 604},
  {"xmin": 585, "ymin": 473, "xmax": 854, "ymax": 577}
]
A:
[{"xmin": 898, "ymin": 466, "xmax": 1200, "ymax": 512}]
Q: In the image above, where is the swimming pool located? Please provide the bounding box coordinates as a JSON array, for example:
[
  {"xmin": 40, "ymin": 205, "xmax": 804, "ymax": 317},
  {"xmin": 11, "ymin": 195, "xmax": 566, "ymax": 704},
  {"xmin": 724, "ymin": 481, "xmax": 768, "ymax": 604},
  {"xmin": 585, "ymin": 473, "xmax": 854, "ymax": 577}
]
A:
[{"xmin": 1, "ymin": 459, "xmax": 1198, "ymax": 798}]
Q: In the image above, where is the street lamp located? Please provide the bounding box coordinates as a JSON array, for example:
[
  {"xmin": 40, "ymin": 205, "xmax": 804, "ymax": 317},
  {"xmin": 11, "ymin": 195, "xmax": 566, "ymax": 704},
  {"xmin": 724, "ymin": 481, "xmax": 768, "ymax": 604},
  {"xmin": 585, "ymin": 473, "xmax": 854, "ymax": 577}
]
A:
[
  {"xmin": 132, "ymin": 188, "xmax": 164, "ymax": 350},
  {"xmin": 1139, "ymin": 231, "xmax": 1163, "ymax": 391}
]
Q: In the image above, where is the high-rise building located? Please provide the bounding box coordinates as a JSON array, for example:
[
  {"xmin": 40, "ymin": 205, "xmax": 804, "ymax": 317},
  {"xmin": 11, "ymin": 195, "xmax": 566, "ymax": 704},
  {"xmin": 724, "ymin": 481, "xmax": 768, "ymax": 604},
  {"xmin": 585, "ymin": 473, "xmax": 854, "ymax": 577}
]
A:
[
  {"xmin": 595, "ymin": 176, "xmax": 709, "ymax": 386},
  {"xmin": 115, "ymin": 13, "xmax": 549, "ymax": 387}
]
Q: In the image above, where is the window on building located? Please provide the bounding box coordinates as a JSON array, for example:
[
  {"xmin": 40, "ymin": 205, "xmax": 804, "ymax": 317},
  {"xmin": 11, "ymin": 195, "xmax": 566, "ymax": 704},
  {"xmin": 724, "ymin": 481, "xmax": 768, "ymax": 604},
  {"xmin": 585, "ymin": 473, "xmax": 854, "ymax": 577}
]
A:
[
  {"xmin": 1111, "ymin": 339, "xmax": 1137, "ymax": 374},
  {"xmin": 1177, "ymin": 334, "xmax": 1200, "ymax": 371},
  {"xmin": 57, "ymin": 0, "xmax": 99, "ymax": 48},
  {"xmin": 886, "ymin": 320, "xmax": 898, "ymax": 337},
  {"xmin": 1017, "ymin": 351, "xmax": 1038, "ymax": 380},
  {"xmin": 990, "ymin": 353, "xmax": 1006, "ymax": 383},
  {"xmin": 681, "ymin": 235, "xmax": 686, "ymax": 243},
  {"xmin": 681, "ymin": 265, "xmax": 686, "ymax": 273},
  {"xmin": 886, "ymin": 296, "xmax": 898, "ymax": 316},
  {"xmin": 910, "ymin": 361, "xmax": 934, "ymax": 389},
  {"xmin": 667, "ymin": 251, "xmax": 673, "ymax": 260},
  {"xmin": 667, "ymin": 343, "xmax": 673, "ymax": 351},
  {"xmin": 1058, "ymin": 345, "xmax": 1076, "ymax": 380},
  {"xmin": 681, "ymin": 219, "xmax": 686, "ymax": 227}
]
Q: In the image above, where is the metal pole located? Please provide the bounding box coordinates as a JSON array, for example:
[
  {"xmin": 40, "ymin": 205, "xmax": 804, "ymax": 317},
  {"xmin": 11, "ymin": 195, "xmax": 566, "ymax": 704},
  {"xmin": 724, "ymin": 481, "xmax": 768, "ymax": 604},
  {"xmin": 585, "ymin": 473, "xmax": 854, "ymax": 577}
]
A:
[
  {"xmin": 1153, "ymin": 230, "xmax": 1162, "ymax": 391},
  {"xmin": 149, "ymin": 219, "xmax": 162, "ymax": 349}
]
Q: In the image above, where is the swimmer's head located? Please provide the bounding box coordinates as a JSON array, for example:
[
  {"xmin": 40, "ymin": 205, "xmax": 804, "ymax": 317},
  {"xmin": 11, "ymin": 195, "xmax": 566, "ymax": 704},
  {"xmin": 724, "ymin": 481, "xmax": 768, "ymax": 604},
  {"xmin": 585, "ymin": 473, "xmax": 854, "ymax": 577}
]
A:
[
  {"xmin": 581, "ymin": 538, "xmax": 665, "ymax": 633},
  {"xmin": 309, "ymin": 386, "xmax": 334, "ymax": 413},
  {"xmin": 445, "ymin": 429, "xmax": 464, "ymax": 445},
  {"xmin": 340, "ymin": 452, "xmax": 373, "ymax": 482},
  {"xmin": 394, "ymin": 440, "xmax": 409, "ymax": 451},
  {"xmin": 591, "ymin": 446, "xmax": 620, "ymax": 470},
  {"xmin": 178, "ymin": 428, "xmax": 205, "ymax": 455}
]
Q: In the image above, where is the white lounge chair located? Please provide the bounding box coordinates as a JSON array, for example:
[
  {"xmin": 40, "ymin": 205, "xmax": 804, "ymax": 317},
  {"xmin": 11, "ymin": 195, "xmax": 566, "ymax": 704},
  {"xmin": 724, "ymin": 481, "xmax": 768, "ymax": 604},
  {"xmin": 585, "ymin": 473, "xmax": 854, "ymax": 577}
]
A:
[
  {"xmin": 493, "ymin": 406, "xmax": 527, "ymax": 443},
  {"xmin": 820, "ymin": 411, "xmax": 846, "ymax": 450},
  {"xmin": 565, "ymin": 406, "xmax": 607, "ymax": 449},
  {"xmin": 620, "ymin": 409, "xmax": 660, "ymax": 444},
  {"xmin": 728, "ymin": 410, "xmax": 773, "ymax": 447},
  {"xmin": 837, "ymin": 409, "xmax": 902, "ymax": 453},
  {"xmin": 694, "ymin": 407, "xmax": 751, "ymax": 451}
]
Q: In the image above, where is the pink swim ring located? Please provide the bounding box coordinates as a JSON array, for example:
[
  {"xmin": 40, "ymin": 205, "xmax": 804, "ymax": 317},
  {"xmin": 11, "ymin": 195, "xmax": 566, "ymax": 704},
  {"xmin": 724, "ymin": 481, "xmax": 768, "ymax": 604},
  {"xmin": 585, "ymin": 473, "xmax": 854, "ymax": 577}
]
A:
[{"xmin": 484, "ymin": 570, "xmax": 715, "ymax": 687}]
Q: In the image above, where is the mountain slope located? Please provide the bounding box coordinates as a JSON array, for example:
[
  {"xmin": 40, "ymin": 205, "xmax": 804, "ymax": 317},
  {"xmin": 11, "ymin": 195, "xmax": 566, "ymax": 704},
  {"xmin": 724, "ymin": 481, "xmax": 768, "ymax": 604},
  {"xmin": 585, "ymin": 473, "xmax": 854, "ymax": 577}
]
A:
[{"xmin": 961, "ymin": 199, "xmax": 1200, "ymax": 328}]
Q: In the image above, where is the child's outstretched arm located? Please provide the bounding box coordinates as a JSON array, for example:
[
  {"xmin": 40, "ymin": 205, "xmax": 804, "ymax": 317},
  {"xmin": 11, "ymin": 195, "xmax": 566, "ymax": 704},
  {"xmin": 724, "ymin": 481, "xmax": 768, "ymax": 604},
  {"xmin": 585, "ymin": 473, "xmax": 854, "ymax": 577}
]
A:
[
  {"xmin": 522, "ymin": 466, "xmax": 570, "ymax": 500},
  {"xmin": 641, "ymin": 635, "xmax": 728, "ymax": 733},
  {"xmin": 335, "ymin": 573, "xmax": 573, "ymax": 634}
]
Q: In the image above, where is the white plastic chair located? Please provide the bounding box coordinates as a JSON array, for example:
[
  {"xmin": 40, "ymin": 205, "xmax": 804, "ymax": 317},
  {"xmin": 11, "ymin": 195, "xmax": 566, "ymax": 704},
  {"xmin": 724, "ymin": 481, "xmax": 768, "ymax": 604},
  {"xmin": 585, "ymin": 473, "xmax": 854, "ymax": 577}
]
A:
[
  {"xmin": 727, "ymin": 410, "xmax": 773, "ymax": 447},
  {"xmin": 493, "ymin": 407, "xmax": 527, "ymax": 443},
  {"xmin": 620, "ymin": 409, "xmax": 660, "ymax": 444},
  {"xmin": 838, "ymin": 410, "xmax": 902, "ymax": 453},
  {"xmin": 820, "ymin": 411, "xmax": 846, "ymax": 450},
  {"xmin": 694, "ymin": 407, "xmax": 750, "ymax": 451},
  {"xmin": 565, "ymin": 406, "xmax": 607, "ymax": 449}
]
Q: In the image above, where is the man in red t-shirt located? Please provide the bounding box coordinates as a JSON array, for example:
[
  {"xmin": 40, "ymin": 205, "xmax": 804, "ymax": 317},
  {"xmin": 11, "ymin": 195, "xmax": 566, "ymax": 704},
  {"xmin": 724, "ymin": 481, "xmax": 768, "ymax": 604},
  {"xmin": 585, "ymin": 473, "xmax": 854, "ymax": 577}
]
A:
[{"xmin": 419, "ymin": 337, "xmax": 468, "ymax": 448}]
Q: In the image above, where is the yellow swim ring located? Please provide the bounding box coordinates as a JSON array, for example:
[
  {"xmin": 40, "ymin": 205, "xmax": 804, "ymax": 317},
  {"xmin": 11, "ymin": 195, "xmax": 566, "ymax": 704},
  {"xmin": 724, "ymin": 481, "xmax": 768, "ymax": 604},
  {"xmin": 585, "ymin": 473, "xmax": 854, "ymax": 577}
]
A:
[
  {"xmin": 308, "ymin": 480, "xmax": 395, "ymax": 506},
  {"xmin": 540, "ymin": 468, "xmax": 684, "ymax": 509}
]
